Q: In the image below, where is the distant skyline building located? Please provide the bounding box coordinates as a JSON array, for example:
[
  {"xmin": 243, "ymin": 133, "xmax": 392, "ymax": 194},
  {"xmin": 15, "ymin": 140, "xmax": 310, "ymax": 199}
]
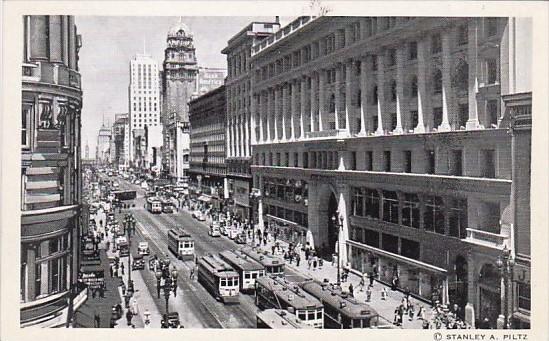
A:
[
  {"xmin": 129, "ymin": 52, "xmax": 160, "ymax": 164},
  {"xmin": 112, "ymin": 113, "xmax": 130, "ymax": 170},
  {"xmin": 196, "ymin": 66, "xmax": 226, "ymax": 95},
  {"xmin": 96, "ymin": 122, "xmax": 111, "ymax": 165}
]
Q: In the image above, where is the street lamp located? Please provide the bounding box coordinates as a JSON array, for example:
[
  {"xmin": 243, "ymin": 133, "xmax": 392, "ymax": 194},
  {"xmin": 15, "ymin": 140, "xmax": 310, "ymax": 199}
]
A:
[
  {"xmin": 331, "ymin": 212, "xmax": 344, "ymax": 285},
  {"xmin": 249, "ymin": 188, "xmax": 262, "ymax": 245},
  {"xmin": 155, "ymin": 270, "xmax": 162, "ymax": 299},
  {"xmin": 496, "ymin": 245, "xmax": 514, "ymax": 329}
]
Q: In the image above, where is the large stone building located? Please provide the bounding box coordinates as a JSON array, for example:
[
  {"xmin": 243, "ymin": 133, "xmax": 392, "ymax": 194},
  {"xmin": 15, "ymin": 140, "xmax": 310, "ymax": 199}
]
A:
[
  {"xmin": 21, "ymin": 15, "xmax": 84, "ymax": 327},
  {"xmin": 249, "ymin": 16, "xmax": 532, "ymax": 328},
  {"xmin": 188, "ymin": 85, "xmax": 227, "ymax": 209},
  {"xmin": 112, "ymin": 113, "xmax": 130, "ymax": 170},
  {"xmin": 96, "ymin": 122, "xmax": 111, "ymax": 165},
  {"xmin": 161, "ymin": 19, "xmax": 198, "ymax": 182},
  {"xmin": 128, "ymin": 53, "xmax": 160, "ymax": 165},
  {"xmin": 196, "ymin": 66, "xmax": 226, "ymax": 94},
  {"xmin": 222, "ymin": 20, "xmax": 281, "ymax": 219}
]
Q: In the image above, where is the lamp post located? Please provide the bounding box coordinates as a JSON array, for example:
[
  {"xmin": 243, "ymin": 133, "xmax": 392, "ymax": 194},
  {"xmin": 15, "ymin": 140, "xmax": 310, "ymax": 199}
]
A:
[
  {"xmin": 331, "ymin": 212, "xmax": 344, "ymax": 285},
  {"xmin": 496, "ymin": 245, "xmax": 514, "ymax": 329},
  {"xmin": 249, "ymin": 188, "xmax": 262, "ymax": 245},
  {"xmin": 155, "ymin": 270, "xmax": 162, "ymax": 299}
]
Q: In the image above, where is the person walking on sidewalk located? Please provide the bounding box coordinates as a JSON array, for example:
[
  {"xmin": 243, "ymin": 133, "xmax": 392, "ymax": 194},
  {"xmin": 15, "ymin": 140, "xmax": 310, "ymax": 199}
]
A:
[
  {"xmin": 295, "ymin": 252, "xmax": 301, "ymax": 267},
  {"xmin": 381, "ymin": 287, "xmax": 388, "ymax": 300},
  {"xmin": 126, "ymin": 309, "xmax": 133, "ymax": 326},
  {"xmin": 348, "ymin": 283, "xmax": 354, "ymax": 297},
  {"xmin": 366, "ymin": 286, "xmax": 372, "ymax": 302},
  {"xmin": 358, "ymin": 273, "xmax": 366, "ymax": 292},
  {"xmin": 307, "ymin": 257, "xmax": 312, "ymax": 270},
  {"xmin": 109, "ymin": 265, "xmax": 114, "ymax": 278},
  {"xmin": 312, "ymin": 254, "xmax": 318, "ymax": 271},
  {"xmin": 369, "ymin": 271, "xmax": 375, "ymax": 287},
  {"xmin": 120, "ymin": 263, "xmax": 125, "ymax": 276}
]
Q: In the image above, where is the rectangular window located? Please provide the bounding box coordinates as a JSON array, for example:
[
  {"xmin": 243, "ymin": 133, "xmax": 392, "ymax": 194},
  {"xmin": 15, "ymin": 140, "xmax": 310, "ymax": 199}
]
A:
[
  {"xmin": 517, "ymin": 282, "xmax": 531, "ymax": 311},
  {"xmin": 486, "ymin": 18, "xmax": 498, "ymax": 37},
  {"xmin": 364, "ymin": 189, "xmax": 380, "ymax": 219},
  {"xmin": 364, "ymin": 229, "xmax": 380, "ymax": 248},
  {"xmin": 424, "ymin": 195, "xmax": 445, "ymax": 234},
  {"xmin": 22, "ymin": 103, "xmax": 32, "ymax": 148},
  {"xmin": 372, "ymin": 116, "xmax": 379, "ymax": 131},
  {"xmin": 383, "ymin": 151, "xmax": 391, "ymax": 172},
  {"xmin": 448, "ymin": 198, "xmax": 468, "ymax": 239},
  {"xmin": 449, "ymin": 150, "xmax": 463, "ymax": 176},
  {"xmin": 294, "ymin": 153, "xmax": 299, "ymax": 167},
  {"xmin": 409, "ymin": 41, "xmax": 417, "ymax": 60},
  {"xmin": 381, "ymin": 233, "xmax": 399, "ymax": 254},
  {"xmin": 431, "ymin": 33, "xmax": 442, "ymax": 54},
  {"xmin": 457, "ymin": 25, "xmax": 468, "ymax": 45},
  {"xmin": 35, "ymin": 262, "xmax": 41, "ymax": 298},
  {"xmin": 285, "ymin": 152, "xmax": 289, "ymax": 167},
  {"xmin": 458, "ymin": 104, "xmax": 468, "ymax": 128},
  {"xmin": 400, "ymin": 238, "xmax": 420, "ymax": 260},
  {"xmin": 402, "ymin": 193, "xmax": 420, "ymax": 229},
  {"xmin": 365, "ymin": 151, "xmax": 373, "ymax": 171},
  {"xmin": 382, "ymin": 191, "xmax": 399, "ymax": 224},
  {"xmin": 410, "ymin": 110, "xmax": 418, "ymax": 129},
  {"xmin": 390, "ymin": 113, "xmax": 397, "ymax": 130},
  {"xmin": 350, "ymin": 151, "xmax": 357, "ymax": 170},
  {"xmin": 426, "ymin": 150, "xmax": 436, "ymax": 174},
  {"xmin": 352, "ymin": 187, "xmax": 364, "ymax": 216},
  {"xmin": 433, "ymin": 107, "xmax": 443, "ymax": 128},
  {"xmin": 480, "ymin": 149, "xmax": 496, "ymax": 178},
  {"xmin": 486, "ymin": 58, "xmax": 498, "ymax": 84},
  {"xmin": 303, "ymin": 152, "xmax": 308, "ymax": 168},
  {"xmin": 484, "ymin": 202, "xmax": 500, "ymax": 230},
  {"xmin": 487, "ymin": 100, "xmax": 499, "ymax": 127},
  {"xmin": 403, "ymin": 150, "xmax": 412, "ymax": 173}
]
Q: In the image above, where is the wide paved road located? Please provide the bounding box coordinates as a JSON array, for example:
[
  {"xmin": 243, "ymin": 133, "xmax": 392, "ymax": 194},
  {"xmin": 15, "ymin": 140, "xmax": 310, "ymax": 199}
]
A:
[{"xmin": 114, "ymin": 178, "xmax": 306, "ymax": 328}]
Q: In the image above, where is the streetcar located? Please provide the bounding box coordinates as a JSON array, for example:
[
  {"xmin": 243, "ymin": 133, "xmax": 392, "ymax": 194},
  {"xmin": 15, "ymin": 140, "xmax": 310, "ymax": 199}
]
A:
[
  {"xmin": 256, "ymin": 309, "xmax": 315, "ymax": 329},
  {"xmin": 167, "ymin": 229, "xmax": 195, "ymax": 260},
  {"xmin": 219, "ymin": 249, "xmax": 265, "ymax": 292},
  {"xmin": 197, "ymin": 254, "xmax": 240, "ymax": 304},
  {"xmin": 161, "ymin": 199, "xmax": 175, "ymax": 213},
  {"xmin": 300, "ymin": 280, "xmax": 388, "ymax": 329},
  {"xmin": 255, "ymin": 276, "xmax": 324, "ymax": 328},
  {"xmin": 239, "ymin": 247, "xmax": 285, "ymax": 276},
  {"xmin": 146, "ymin": 197, "xmax": 162, "ymax": 214}
]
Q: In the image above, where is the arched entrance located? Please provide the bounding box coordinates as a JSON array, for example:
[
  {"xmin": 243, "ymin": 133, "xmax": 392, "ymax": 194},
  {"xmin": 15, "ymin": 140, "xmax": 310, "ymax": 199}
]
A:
[
  {"xmin": 478, "ymin": 263, "xmax": 501, "ymax": 328},
  {"xmin": 449, "ymin": 255, "xmax": 468, "ymax": 319},
  {"xmin": 325, "ymin": 192, "xmax": 339, "ymax": 259}
]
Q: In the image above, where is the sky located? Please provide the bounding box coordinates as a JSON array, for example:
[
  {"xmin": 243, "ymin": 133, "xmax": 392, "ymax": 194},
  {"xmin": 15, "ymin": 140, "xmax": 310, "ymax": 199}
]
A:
[{"xmin": 76, "ymin": 16, "xmax": 287, "ymax": 157}]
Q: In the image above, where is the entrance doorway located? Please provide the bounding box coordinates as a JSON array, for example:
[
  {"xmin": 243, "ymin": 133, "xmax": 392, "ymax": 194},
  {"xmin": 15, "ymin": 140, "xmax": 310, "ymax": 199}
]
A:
[
  {"xmin": 449, "ymin": 255, "xmax": 468, "ymax": 319},
  {"xmin": 478, "ymin": 263, "xmax": 501, "ymax": 328},
  {"xmin": 325, "ymin": 192, "xmax": 338, "ymax": 259}
]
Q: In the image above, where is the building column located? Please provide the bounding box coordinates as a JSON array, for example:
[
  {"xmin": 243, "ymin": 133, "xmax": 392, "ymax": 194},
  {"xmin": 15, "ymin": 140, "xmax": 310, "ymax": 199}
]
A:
[
  {"xmin": 227, "ymin": 117, "xmax": 232, "ymax": 158},
  {"xmin": 337, "ymin": 183, "xmax": 351, "ymax": 267},
  {"xmin": 415, "ymin": 39, "xmax": 427, "ymax": 133},
  {"xmin": 345, "ymin": 60, "xmax": 352, "ymax": 134},
  {"xmin": 244, "ymin": 113, "xmax": 249, "ymax": 157},
  {"xmin": 466, "ymin": 18, "xmax": 481, "ymax": 130},
  {"xmin": 375, "ymin": 53, "xmax": 385, "ymax": 135},
  {"xmin": 258, "ymin": 93, "xmax": 264, "ymax": 143},
  {"xmin": 310, "ymin": 74, "xmax": 317, "ymax": 132},
  {"xmin": 290, "ymin": 80, "xmax": 297, "ymax": 140},
  {"xmin": 359, "ymin": 56, "xmax": 368, "ymax": 135},
  {"xmin": 318, "ymin": 69, "xmax": 326, "ymax": 131},
  {"xmin": 394, "ymin": 46, "xmax": 405, "ymax": 134},
  {"xmin": 281, "ymin": 84, "xmax": 288, "ymax": 141},
  {"xmin": 465, "ymin": 250, "xmax": 476, "ymax": 328},
  {"xmin": 439, "ymin": 30, "xmax": 452, "ymax": 132},
  {"xmin": 273, "ymin": 87, "xmax": 279, "ymax": 142},
  {"xmin": 250, "ymin": 94, "xmax": 257, "ymax": 146},
  {"xmin": 266, "ymin": 90, "xmax": 272, "ymax": 142},
  {"xmin": 300, "ymin": 76, "xmax": 306, "ymax": 139},
  {"xmin": 334, "ymin": 64, "xmax": 341, "ymax": 130}
]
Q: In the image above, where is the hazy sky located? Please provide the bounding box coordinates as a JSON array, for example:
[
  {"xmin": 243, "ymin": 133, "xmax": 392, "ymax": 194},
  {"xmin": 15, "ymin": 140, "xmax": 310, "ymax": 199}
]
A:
[{"xmin": 76, "ymin": 16, "xmax": 285, "ymax": 156}]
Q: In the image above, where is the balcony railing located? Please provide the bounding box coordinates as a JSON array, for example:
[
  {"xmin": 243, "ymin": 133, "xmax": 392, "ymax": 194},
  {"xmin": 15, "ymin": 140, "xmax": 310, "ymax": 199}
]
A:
[
  {"xmin": 305, "ymin": 129, "xmax": 348, "ymax": 139},
  {"xmin": 251, "ymin": 16, "xmax": 317, "ymax": 56},
  {"xmin": 465, "ymin": 227, "xmax": 508, "ymax": 249}
]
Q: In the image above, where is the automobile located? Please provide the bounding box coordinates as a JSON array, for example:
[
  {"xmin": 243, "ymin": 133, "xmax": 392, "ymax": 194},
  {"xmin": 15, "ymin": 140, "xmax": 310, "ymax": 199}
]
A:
[
  {"xmin": 235, "ymin": 232, "xmax": 247, "ymax": 244},
  {"xmin": 208, "ymin": 225, "xmax": 221, "ymax": 237},
  {"xmin": 161, "ymin": 312, "xmax": 181, "ymax": 328},
  {"xmin": 192, "ymin": 210, "xmax": 201, "ymax": 219},
  {"xmin": 227, "ymin": 227, "xmax": 239, "ymax": 240},
  {"xmin": 196, "ymin": 213, "xmax": 206, "ymax": 221},
  {"xmin": 162, "ymin": 205, "xmax": 174, "ymax": 214},
  {"xmin": 137, "ymin": 242, "xmax": 150, "ymax": 256},
  {"xmin": 219, "ymin": 224, "xmax": 228, "ymax": 236},
  {"xmin": 132, "ymin": 254, "xmax": 145, "ymax": 270}
]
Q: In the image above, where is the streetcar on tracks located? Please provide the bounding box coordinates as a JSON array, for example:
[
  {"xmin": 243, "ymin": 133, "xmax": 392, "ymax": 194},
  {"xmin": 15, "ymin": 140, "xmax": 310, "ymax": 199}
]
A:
[
  {"xmin": 146, "ymin": 197, "xmax": 162, "ymax": 214},
  {"xmin": 299, "ymin": 280, "xmax": 388, "ymax": 329},
  {"xmin": 255, "ymin": 276, "xmax": 324, "ymax": 328},
  {"xmin": 167, "ymin": 229, "xmax": 195, "ymax": 260},
  {"xmin": 219, "ymin": 249, "xmax": 265, "ymax": 292},
  {"xmin": 256, "ymin": 309, "xmax": 315, "ymax": 329},
  {"xmin": 197, "ymin": 254, "xmax": 240, "ymax": 304},
  {"xmin": 239, "ymin": 247, "xmax": 285, "ymax": 276}
]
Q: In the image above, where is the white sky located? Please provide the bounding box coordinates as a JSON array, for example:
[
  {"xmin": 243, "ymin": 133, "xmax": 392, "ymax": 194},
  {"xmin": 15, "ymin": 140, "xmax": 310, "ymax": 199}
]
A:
[{"xmin": 76, "ymin": 16, "xmax": 288, "ymax": 156}]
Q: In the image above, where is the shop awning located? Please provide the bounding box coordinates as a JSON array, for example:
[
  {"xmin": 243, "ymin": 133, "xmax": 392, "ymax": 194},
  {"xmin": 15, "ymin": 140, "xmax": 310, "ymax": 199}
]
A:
[
  {"xmin": 198, "ymin": 195, "xmax": 211, "ymax": 203},
  {"xmin": 347, "ymin": 240, "xmax": 447, "ymax": 274},
  {"xmin": 266, "ymin": 214, "xmax": 298, "ymax": 227}
]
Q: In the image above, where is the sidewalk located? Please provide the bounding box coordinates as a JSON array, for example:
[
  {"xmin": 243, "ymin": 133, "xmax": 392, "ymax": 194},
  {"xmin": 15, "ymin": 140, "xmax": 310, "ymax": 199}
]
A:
[{"xmin": 255, "ymin": 238, "xmax": 431, "ymax": 329}]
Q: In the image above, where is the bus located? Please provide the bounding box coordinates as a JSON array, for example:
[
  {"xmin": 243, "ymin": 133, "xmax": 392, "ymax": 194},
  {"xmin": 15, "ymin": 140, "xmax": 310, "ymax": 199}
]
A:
[
  {"xmin": 167, "ymin": 229, "xmax": 195, "ymax": 260},
  {"xmin": 256, "ymin": 309, "xmax": 315, "ymax": 329},
  {"xmin": 300, "ymin": 280, "xmax": 389, "ymax": 329},
  {"xmin": 239, "ymin": 247, "xmax": 285, "ymax": 276},
  {"xmin": 146, "ymin": 197, "xmax": 162, "ymax": 214},
  {"xmin": 197, "ymin": 254, "xmax": 240, "ymax": 304},
  {"xmin": 255, "ymin": 276, "xmax": 324, "ymax": 328},
  {"xmin": 219, "ymin": 250, "xmax": 265, "ymax": 292}
]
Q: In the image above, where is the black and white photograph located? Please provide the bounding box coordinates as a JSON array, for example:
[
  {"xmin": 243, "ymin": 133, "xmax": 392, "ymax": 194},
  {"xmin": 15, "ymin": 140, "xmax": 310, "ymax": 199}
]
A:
[{"xmin": 1, "ymin": 1, "xmax": 548, "ymax": 340}]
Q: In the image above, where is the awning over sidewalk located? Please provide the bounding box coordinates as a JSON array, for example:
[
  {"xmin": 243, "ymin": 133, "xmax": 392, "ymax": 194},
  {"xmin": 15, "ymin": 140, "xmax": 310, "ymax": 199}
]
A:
[{"xmin": 197, "ymin": 195, "xmax": 211, "ymax": 203}]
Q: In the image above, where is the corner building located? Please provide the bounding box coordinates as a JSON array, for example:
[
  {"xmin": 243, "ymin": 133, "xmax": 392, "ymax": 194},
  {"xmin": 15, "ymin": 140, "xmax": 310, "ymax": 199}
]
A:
[
  {"xmin": 250, "ymin": 16, "xmax": 531, "ymax": 328},
  {"xmin": 21, "ymin": 15, "xmax": 84, "ymax": 327}
]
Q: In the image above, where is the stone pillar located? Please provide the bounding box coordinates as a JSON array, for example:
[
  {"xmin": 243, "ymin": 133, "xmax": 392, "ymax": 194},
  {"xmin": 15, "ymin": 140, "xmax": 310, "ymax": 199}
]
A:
[
  {"xmin": 40, "ymin": 240, "xmax": 49, "ymax": 295},
  {"xmin": 394, "ymin": 46, "xmax": 405, "ymax": 134},
  {"xmin": 244, "ymin": 114, "xmax": 250, "ymax": 157},
  {"xmin": 337, "ymin": 183, "xmax": 351, "ymax": 267},
  {"xmin": 300, "ymin": 77, "xmax": 306, "ymax": 138},
  {"xmin": 290, "ymin": 80, "xmax": 297, "ymax": 140},
  {"xmin": 282, "ymin": 84, "xmax": 288, "ymax": 141},
  {"xmin": 465, "ymin": 250, "xmax": 476, "ymax": 328},
  {"xmin": 318, "ymin": 69, "xmax": 326, "ymax": 131},
  {"xmin": 250, "ymin": 94, "xmax": 257, "ymax": 145},
  {"xmin": 26, "ymin": 245, "xmax": 36, "ymax": 301},
  {"xmin": 310, "ymin": 74, "xmax": 317, "ymax": 132},
  {"xmin": 466, "ymin": 18, "xmax": 481, "ymax": 130},
  {"xmin": 334, "ymin": 64, "xmax": 341, "ymax": 130},
  {"xmin": 359, "ymin": 56, "xmax": 368, "ymax": 135},
  {"xmin": 415, "ymin": 39, "xmax": 427, "ymax": 133},
  {"xmin": 375, "ymin": 53, "xmax": 385, "ymax": 135},
  {"xmin": 258, "ymin": 93, "xmax": 264, "ymax": 143},
  {"xmin": 266, "ymin": 90, "xmax": 272, "ymax": 142},
  {"xmin": 274, "ymin": 87, "xmax": 279, "ymax": 141},
  {"xmin": 239, "ymin": 116, "xmax": 245, "ymax": 157},
  {"xmin": 345, "ymin": 60, "xmax": 352, "ymax": 134},
  {"xmin": 439, "ymin": 30, "xmax": 452, "ymax": 132},
  {"xmin": 258, "ymin": 196, "xmax": 265, "ymax": 232}
]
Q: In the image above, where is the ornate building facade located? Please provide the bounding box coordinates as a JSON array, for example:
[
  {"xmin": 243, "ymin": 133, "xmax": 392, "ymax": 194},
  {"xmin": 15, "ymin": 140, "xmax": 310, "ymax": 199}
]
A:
[
  {"xmin": 249, "ymin": 16, "xmax": 532, "ymax": 328},
  {"xmin": 222, "ymin": 20, "xmax": 280, "ymax": 218},
  {"xmin": 21, "ymin": 15, "xmax": 84, "ymax": 327},
  {"xmin": 161, "ymin": 19, "xmax": 198, "ymax": 182}
]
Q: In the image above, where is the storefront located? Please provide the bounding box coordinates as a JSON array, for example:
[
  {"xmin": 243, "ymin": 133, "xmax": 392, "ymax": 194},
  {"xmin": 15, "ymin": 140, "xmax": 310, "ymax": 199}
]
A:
[
  {"xmin": 347, "ymin": 240, "xmax": 448, "ymax": 304},
  {"xmin": 265, "ymin": 214, "xmax": 308, "ymax": 246}
]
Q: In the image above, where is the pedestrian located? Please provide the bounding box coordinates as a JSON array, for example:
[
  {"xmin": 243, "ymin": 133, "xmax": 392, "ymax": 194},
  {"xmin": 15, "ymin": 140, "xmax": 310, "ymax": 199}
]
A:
[
  {"xmin": 295, "ymin": 253, "xmax": 301, "ymax": 267},
  {"xmin": 422, "ymin": 319, "xmax": 430, "ymax": 329},
  {"xmin": 417, "ymin": 304, "xmax": 425, "ymax": 320},
  {"xmin": 120, "ymin": 263, "xmax": 125, "ymax": 275},
  {"xmin": 308, "ymin": 257, "xmax": 312, "ymax": 270},
  {"xmin": 331, "ymin": 253, "xmax": 337, "ymax": 266},
  {"xmin": 369, "ymin": 271, "xmax": 375, "ymax": 287},
  {"xmin": 189, "ymin": 267, "xmax": 195, "ymax": 280},
  {"xmin": 271, "ymin": 245, "xmax": 276, "ymax": 255},
  {"xmin": 381, "ymin": 287, "xmax": 387, "ymax": 300},
  {"xmin": 288, "ymin": 252, "xmax": 293, "ymax": 264},
  {"xmin": 393, "ymin": 307, "xmax": 400, "ymax": 326},
  {"xmin": 109, "ymin": 265, "xmax": 114, "ymax": 278},
  {"xmin": 305, "ymin": 248, "xmax": 310, "ymax": 261},
  {"xmin": 312, "ymin": 255, "xmax": 318, "ymax": 271},
  {"xmin": 404, "ymin": 287, "xmax": 411, "ymax": 307},
  {"xmin": 94, "ymin": 311, "xmax": 100, "ymax": 328},
  {"xmin": 366, "ymin": 286, "xmax": 372, "ymax": 302},
  {"xmin": 391, "ymin": 275, "xmax": 398, "ymax": 291},
  {"xmin": 263, "ymin": 237, "xmax": 267, "ymax": 246},
  {"xmin": 126, "ymin": 309, "xmax": 133, "ymax": 326},
  {"xmin": 144, "ymin": 309, "xmax": 151, "ymax": 326},
  {"xmin": 99, "ymin": 285, "xmax": 105, "ymax": 298},
  {"xmin": 398, "ymin": 304, "xmax": 405, "ymax": 326},
  {"xmin": 348, "ymin": 283, "xmax": 354, "ymax": 297},
  {"xmin": 408, "ymin": 303, "xmax": 415, "ymax": 321}
]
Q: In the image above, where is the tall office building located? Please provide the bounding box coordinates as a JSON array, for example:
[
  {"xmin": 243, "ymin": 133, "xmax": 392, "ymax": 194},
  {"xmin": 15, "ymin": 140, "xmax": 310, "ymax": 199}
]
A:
[
  {"xmin": 129, "ymin": 53, "xmax": 160, "ymax": 164},
  {"xmin": 20, "ymin": 15, "xmax": 84, "ymax": 327}
]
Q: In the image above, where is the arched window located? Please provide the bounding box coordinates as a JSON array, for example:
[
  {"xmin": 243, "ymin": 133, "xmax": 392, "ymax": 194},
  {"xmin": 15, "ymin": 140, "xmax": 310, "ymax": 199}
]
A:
[
  {"xmin": 410, "ymin": 76, "xmax": 418, "ymax": 98},
  {"xmin": 389, "ymin": 79, "xmax": 397, "ymax": 102},
  {"xmin": 329, "ymin": 93, "xmax": 336, "ymax": 113},
  {"xmin": 432, "ymin": 69, "xmax": 443, "ymax": 94}
]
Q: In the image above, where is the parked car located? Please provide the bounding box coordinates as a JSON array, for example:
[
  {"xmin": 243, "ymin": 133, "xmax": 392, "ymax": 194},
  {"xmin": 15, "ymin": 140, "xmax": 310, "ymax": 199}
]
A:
[
  {"xmin": 197, "ymin": 213, "xmax": 206, "ymax": 221},
  {"xmin": 137, "ymin": 242, "xmax": 150, "ymax": 255},
  {"xmin": 235, "ymin": 232, "xmax": 247, "ymax": 244},
  {"xmin": 208, "ymin": 225, "xmax": 221, "ymax": 237},
  {"xmin": 132, "ymin": 254, "xmax": 145, "ymax": 270}
]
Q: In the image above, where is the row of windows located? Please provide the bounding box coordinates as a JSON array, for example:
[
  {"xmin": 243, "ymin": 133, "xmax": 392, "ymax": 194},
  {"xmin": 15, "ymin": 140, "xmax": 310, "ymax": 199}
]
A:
[
  {"xmin": 350, "ymin": 227, "xmax": 421, "ymax": 261},
  {"xmin": 265, "ymin": 204, "xmax": 308, "ymax": 228},
  {"xmin": 262, "ymin": 177, "xmax": 309, "ymax": 205},
  {"xmin": 351, "ymin": 187, "xmax": 468, "ymax": 239}
]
